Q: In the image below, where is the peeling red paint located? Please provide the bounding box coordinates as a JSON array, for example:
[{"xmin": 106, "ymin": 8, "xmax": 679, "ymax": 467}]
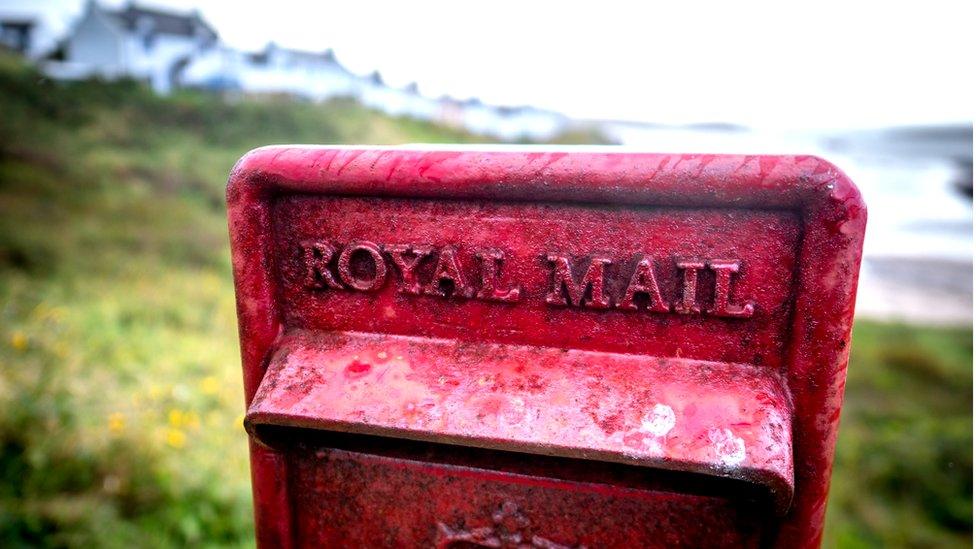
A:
[{"xmin": 344, "ymin": 360, "xmax": 372, "ymax": 379}]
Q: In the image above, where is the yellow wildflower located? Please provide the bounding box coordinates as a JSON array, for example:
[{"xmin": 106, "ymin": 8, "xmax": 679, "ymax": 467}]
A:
[
  {"xmin": 199, "ymin": 376, "xmax": 220, "ymax": 395},
  {"xmin": 108, "ymin": 412, "xmax": 125, "ymax": 433},
  {"xmin": 166, "ymin": 429, "xmax": 186, "ymax": 448},
  {"xmin": 168, "ymin": 409, "xmax": 183, "ymax": 428},
  {"xmin": 10, "ymin": 331, "xmax": 27, "ymax": 351}
]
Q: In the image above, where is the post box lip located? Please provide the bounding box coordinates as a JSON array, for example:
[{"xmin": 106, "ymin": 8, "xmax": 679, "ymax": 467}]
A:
[
  {"xmin": 227, "ymin": 147, "xmax": 867, "ymax": 546},
  {"xmin": 248, "ymin": 422, "xmax": 778, "ymax": 503},
  {"xmin": 244, "ymin": 415, "xmax": 792, "ymax": 512},
  {"xmin": 242, "ymin": 329, "xmax": 796, "ymax": 514},
  {"xmin": 245, "ymin": 414, "xmax": 794, "ymax": 514}
]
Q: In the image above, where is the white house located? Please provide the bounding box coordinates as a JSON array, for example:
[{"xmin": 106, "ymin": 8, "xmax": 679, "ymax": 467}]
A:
[
  {"xmin": 398, "ymin": 83, "xmax": 442, "ymax": 120},
  {"xmin": 49, "ymin": 1, "xmax": 218, "ymax": 94},
  {"xmin": 181, "ymin": 43, "xmax": 359, "ymax": 100},
  {"xmin": 360, "ymin": 71, "xmax": 409, "ymax": 116},
  {"xmin": 495, "ymin": 106, "xmax": 568, "ymax": 141},
  {"xmin": 36, "ymin": 1, "xmax": 569, "ymax": 140},
  {"xmin": 358, "ymin": 72, "xmax": 441, "ymax": 119},
  {"xmin": 458, "ymin": 98, "xmax": 505, "ymax": 136}
]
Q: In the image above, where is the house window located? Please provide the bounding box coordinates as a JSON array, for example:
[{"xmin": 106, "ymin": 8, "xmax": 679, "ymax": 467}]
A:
[
  {"xmin": 0, "ymin": 23, "xmax": 31, "ymax": 54},
  {"xmin": 143, "ymin": 33, "xmax": 155, "ymax": 51}
]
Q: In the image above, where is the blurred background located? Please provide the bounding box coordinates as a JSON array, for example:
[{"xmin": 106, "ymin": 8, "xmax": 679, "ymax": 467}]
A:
[{"xmin": 0, "ymin": 1, "xmax": 971, "ymax": 547}]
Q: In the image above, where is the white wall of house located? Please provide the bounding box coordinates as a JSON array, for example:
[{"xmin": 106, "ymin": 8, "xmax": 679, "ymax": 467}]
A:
[
  {"xmin": 66, "ymin": 6, "xmax": 124, "ymax": 76},
  {"xmin": 494, "ymin": 109, "xmax": 567, "ymax": 140},
  {"xmin": 360, "ymin": 82, "xmax": 415, "ymax": 116},
  {"xmin": 243, "ymin": 60, "xmax": 356, "ymax": 100},
  {"xmin": 121, "ymin": 32, "xmax": 210, "ymax": 93},
  {"xmin": 178, "ymin": 45, "xmax": 238, "ymax": 88},
  {"xmin": 301, "ymin": 67, "xmax": 358, "ymax": 100},
  {"xmin": 461, "ymin": 102, "xmax": 506, "ymax": 136},
  {"xmin": 183, "ymin": 45, "xmax": 360, "ymax": 100},
  {"xmin": 401, "ymin": 93, "xmax": 441, "ymax": 120},
  {"xmin": 436, "ymin": 99, "xmax": 466, "ymax": 129}
]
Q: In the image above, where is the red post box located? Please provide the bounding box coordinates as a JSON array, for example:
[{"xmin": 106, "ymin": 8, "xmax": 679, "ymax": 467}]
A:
[{"xmin": 227, "ymin": 147, "xmax": 865, "ymax": 548}]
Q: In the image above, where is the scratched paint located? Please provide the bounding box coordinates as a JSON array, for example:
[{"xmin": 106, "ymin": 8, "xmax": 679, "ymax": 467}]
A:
[
  {"xmin": 248, "ymin": 328, "xmax": 795, "ymax": 510},
  {"xmin": 641, "ymin": 404, "xmax": 677, "ymax": 437}
]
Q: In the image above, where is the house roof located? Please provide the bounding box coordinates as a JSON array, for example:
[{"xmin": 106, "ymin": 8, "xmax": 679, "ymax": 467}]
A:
[
  {"xmin": 109, "ymin": 4, "xmax": 217, "ymax": 40},
  {"xmin": 0, "ymin": 19, "xmax": 36, "ymax": 29},
  {"xmin": 246, "ymin": 43, "xmax": 354, "ymax": 75}
]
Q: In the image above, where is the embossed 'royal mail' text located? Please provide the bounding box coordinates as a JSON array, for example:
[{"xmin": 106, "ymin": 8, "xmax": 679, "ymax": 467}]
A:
[{"xmin": 298, "ymin": 240, "xmax": 755, "ymax": 318}]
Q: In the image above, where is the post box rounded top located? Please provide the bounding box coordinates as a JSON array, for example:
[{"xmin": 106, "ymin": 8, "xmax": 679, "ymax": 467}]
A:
[{"xmin": 227, "ymin": 146, "xmax": 865, "ymax": 228}]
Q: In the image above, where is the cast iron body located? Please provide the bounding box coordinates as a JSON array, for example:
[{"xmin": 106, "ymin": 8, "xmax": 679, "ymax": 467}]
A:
[{"xmin": 227, "ymin": 147, "xmax": 866, "ymax": 548}]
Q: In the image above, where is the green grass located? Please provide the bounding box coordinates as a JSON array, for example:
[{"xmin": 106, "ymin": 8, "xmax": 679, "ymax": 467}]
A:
[
  {"xmin": 0, "ymin": 55, "xmax": 971, "ymax": 547},
  {"xmin": 824, "ymin": 322, "xmax": 972, "ymax": 547}
]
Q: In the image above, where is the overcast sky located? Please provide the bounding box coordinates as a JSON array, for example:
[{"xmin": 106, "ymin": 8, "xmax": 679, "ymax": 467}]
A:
[{"xmin": 4, "ymin": 0, "xmax": 973, "ymax": 129}]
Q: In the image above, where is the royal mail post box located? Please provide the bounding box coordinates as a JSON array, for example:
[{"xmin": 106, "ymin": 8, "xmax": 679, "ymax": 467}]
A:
[{"xmin": 227, "ymin": 147, "xmax": 865, "ymax": 548}]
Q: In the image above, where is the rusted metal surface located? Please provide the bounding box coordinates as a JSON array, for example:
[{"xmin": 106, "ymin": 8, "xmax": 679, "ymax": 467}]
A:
[
  {"xmin": 279, "ymin": 433, "xmax": 774, "ymax": 548},
  {"xmin": 227, "ymin": 147, "xmax": 866, "ymax": 548}
]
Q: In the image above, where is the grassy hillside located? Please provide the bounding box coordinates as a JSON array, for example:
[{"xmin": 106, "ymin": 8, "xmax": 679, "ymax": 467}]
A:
[
  {"xmin": 827, "ymin": 323, "xmax": 971, "ymax": 547},
  {"xmin": 0, "ymin": 55, "xmax": 970, "ymax": 547}
]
